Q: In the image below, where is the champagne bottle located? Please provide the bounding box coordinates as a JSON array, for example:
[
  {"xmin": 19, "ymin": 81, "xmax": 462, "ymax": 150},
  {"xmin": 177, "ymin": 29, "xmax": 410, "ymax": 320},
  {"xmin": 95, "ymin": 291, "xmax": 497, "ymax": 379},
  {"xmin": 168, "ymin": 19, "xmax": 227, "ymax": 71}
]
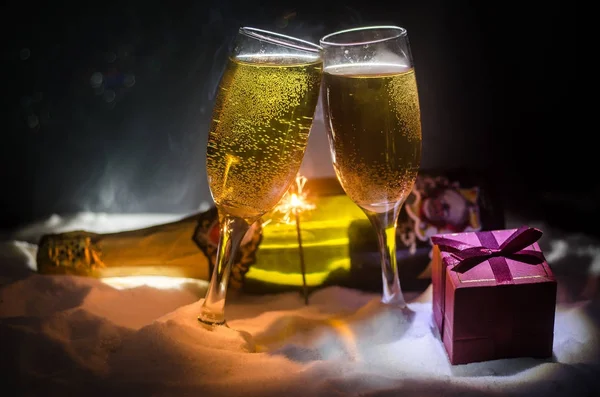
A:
[
  {"xmin": 36, "ymin": 174, "xmax": 503, "ymax": 293},
  {"xmin": 35, "ymin": 186, "xmax": 362, "ymax": 292},
  {"xmin": 36, "ymin": 208, "xmax": 262, "ymax": 290}
]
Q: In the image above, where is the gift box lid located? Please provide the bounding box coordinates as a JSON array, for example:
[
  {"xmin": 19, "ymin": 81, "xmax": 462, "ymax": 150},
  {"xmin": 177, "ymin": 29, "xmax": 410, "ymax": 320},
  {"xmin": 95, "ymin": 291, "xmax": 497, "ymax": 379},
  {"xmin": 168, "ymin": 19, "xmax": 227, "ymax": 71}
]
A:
[{"xmin": 432, "ymin": 227, "xmax": 555, "ymax": 288}]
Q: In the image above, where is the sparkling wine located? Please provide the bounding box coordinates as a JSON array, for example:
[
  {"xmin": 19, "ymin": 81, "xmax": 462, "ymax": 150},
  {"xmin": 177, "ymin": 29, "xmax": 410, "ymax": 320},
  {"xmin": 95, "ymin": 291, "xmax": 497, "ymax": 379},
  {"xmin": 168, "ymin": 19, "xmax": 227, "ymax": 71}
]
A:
[
  {"xmin": 206, "ymin": 56, "xmax": 322, "ymax": 221},
  {"xmin": 322, "ymin": 64, "xmax": 422, "ymax": 213}
]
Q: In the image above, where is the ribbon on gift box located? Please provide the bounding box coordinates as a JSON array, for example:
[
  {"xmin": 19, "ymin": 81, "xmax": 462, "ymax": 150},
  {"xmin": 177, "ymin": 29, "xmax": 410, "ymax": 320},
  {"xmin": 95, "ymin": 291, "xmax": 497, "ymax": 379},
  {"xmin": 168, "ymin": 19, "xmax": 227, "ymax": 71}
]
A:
[{"xmin": 430, "ymin": 226, "xmax": 545, "ymax": 284}]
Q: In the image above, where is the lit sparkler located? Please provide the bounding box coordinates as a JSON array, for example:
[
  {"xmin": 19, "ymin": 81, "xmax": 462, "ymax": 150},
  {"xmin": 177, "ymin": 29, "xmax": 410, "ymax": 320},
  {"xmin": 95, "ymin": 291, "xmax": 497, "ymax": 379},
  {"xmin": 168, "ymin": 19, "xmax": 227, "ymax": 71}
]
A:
[
  {"xmin": 272, "ymin": 174, "xmax": 315, "ymax": 304},
  {"xmin": 273, "ymin": 174, "xmax": 315, "ymax": 224}
]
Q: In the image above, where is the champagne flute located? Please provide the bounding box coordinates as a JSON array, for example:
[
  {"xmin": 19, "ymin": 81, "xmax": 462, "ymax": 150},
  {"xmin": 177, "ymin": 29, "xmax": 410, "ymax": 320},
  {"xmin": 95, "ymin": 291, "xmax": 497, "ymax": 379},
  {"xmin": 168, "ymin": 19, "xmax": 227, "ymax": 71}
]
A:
[
  {"xmin": 320, "ymin": 26, "xmax": 422, "ymax": 307},
  {"xmin": 198, "ymin": 27, "xmax": 322, "ymax": 327}
]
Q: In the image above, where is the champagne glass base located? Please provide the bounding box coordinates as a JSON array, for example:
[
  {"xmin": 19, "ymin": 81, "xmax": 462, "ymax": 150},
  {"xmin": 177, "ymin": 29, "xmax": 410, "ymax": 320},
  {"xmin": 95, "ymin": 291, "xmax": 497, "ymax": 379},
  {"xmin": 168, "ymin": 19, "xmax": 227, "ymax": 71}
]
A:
[
  {"xmin": 198, "ymin": 307, "xmax": 227, "ymax": 327},
  {"xmin": 381, "ymin": 294, "xmax": 407, "ymax": 308},
  {"xmin": 197, "ymin": 315, "xmax": 227, "ymax": 327},
  {"xmin": 198, "ymin": 316, "xmax": 228, "ymax": 327}
]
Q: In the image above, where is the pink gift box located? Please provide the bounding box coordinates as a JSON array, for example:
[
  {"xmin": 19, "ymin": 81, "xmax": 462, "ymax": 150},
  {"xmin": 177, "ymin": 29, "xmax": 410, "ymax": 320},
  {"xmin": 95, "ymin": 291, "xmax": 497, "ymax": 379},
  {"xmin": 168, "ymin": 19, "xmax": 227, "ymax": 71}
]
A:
[{"xmin": 430, "ymin": 226, "xmax": 557, "ymax": 365}]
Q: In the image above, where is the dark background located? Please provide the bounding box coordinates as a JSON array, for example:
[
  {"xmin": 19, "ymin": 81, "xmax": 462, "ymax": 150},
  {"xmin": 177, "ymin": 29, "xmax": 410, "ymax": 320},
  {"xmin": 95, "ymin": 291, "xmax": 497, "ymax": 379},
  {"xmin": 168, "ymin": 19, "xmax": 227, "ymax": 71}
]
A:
[{"xmin": 2, "ymin": 1, "xmax": 585, "ymax": 233}]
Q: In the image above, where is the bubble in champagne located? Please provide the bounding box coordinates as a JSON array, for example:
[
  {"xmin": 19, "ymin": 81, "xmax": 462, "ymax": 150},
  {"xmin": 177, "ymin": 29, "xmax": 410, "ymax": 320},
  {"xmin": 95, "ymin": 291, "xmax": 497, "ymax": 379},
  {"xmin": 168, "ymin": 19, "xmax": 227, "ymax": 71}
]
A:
[
  {"xmin": 323, "ymin": 66, "xmax": 422, "ymax": 213},
  {"xmin": 206, "ymin": 56, "xmax": 322, "ymax": 220}
]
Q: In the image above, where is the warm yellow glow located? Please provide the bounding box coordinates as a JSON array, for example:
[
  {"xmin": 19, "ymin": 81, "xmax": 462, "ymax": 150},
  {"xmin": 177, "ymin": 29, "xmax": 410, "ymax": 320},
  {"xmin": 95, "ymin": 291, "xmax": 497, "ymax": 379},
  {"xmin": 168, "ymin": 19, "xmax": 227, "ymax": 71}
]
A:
[
  {"xmin": 290, "ymin": 193, "xmax": 300, "ymax": 206},
  {"xmin": 260, "ymin": 237, "xmax": 349, "ymax": 250},
  {"xmin": 253, "ymin": 315, "xmax": 359, "ymax": 359},
  {"xmin": 273, "ymin": 174, "xmax": 316, "ymax": 224},
  {"xmin": 246, "ymin": 258, "xmax": 351, "ymax": 286},
  {"xmin": 249, "ymin": 183, "xmax": 365, "ymax": 286},
  {"xmin": 327, "ymin": 318, "xmax": 360, "ymax": 361},
  {"xmin": 101, "ymin": 276, "xmax": 209, "ymax": 291}
]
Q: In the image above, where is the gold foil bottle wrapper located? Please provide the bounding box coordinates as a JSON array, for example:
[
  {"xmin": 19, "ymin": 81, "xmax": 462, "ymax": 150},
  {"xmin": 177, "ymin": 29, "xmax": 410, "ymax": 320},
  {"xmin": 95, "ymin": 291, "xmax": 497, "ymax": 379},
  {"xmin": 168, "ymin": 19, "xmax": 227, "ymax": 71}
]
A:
[
  {"xmin": 37, "ymin": 232, "xmax": 105, "ymax": 277},
  {"xmin": 35, "ymin": 213, "xmax": 257, "ymax": 288}
]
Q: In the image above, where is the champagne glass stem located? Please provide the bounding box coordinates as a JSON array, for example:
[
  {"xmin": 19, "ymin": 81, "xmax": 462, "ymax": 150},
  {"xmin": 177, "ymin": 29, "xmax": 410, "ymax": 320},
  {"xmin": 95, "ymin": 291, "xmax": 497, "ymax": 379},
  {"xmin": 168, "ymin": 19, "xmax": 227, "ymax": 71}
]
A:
[
  {"xmin": 364, "ymin": 207, "xmax": 406, "ymax": 307},
  {"xmin": 198, "ymin": 213, "xmax": 250, "ymax": 326}
]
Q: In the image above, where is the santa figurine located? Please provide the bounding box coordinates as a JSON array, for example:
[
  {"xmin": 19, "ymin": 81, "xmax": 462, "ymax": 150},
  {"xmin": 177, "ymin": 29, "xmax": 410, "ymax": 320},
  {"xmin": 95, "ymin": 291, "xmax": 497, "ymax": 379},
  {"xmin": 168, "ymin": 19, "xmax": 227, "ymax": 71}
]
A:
[{"xmin": 405, "ymin": 176, "xmax": 482, "ymax": 242}]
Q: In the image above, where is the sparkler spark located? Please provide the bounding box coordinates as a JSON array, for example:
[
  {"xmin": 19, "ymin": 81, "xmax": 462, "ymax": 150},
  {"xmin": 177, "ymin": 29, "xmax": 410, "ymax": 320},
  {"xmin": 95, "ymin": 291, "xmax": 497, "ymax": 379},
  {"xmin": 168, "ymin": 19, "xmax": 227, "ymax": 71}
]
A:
[
  {"xmin": 273, "ymin": 174, "xmax": 315, "ymax": 223},
  {"xmin": 272, "ymin": 174, "xmax": 315, "ymax": 305}
]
